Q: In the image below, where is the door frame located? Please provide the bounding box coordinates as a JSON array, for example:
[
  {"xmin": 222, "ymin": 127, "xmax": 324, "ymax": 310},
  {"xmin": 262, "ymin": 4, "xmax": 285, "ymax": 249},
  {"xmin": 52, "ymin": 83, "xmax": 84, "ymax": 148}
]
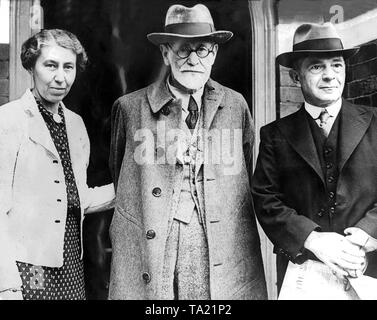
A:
[
  {"xmin": 9, "ymin": 0, "xmax": 33, "ymax": 100},
  {"xmin": 249, "ymin": 0, "xmax": 277, "ymax": 299}
]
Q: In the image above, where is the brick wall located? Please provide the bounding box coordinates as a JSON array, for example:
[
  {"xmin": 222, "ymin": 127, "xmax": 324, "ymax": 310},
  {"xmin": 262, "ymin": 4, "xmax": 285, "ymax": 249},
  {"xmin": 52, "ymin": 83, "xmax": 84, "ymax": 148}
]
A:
[
  {"xmin": 278, "ymin": 65, "xmax": 304, "ymax": 118},
  {"xmin": 0, "ymin": 44, "xmax": 9, "ymax": 106},
  {"xmin": 344, "ymin": 40, "xmax": 377, "ymax": 106},
  {"xmin": 278, "ymin": 39, "xmax": 377, "ymax": 118}
]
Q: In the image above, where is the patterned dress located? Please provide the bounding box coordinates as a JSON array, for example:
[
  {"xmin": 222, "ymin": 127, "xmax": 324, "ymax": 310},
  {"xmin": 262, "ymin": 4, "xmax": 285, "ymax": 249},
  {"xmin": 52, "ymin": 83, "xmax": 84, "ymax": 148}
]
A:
[{"xmin": 16, "ymin": 99, "xmax": 86, "ymax": 300}]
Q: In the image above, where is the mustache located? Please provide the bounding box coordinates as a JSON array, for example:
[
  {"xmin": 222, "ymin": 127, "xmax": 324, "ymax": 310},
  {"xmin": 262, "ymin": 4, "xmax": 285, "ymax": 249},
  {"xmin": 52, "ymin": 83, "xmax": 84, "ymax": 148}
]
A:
[{"xmin": 179, "ymin": 69, "xmax": 205, "ymax": 73}]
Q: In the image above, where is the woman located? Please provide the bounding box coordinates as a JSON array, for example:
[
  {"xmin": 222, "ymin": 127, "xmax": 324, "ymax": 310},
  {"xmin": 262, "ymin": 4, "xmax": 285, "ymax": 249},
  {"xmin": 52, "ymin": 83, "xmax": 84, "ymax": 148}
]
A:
[{"xmin": 0, "ymin": 29, "xmax": 115, "ymax": 300}]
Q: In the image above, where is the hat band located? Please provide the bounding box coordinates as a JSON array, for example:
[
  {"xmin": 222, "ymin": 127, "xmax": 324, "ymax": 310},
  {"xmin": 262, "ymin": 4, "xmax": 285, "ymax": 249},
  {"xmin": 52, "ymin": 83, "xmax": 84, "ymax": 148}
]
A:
[
  {"xmin": 293, "ymin": 38, "xmax": 344, "ymax": 51},
  {"xmin": 164, "ymin": 22, "xmax": 216, "ymax": 36}
]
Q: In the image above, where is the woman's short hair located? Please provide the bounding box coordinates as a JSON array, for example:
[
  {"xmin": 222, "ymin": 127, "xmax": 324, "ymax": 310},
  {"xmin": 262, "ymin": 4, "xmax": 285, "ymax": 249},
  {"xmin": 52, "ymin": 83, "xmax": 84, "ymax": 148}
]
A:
[{"xmin": 21, "ymin": 29, "xmax": 88, "ymax": 72}]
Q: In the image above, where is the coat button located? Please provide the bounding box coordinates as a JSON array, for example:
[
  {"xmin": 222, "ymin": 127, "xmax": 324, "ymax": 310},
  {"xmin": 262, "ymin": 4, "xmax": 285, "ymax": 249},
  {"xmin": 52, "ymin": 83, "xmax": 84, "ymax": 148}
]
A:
[
  {"xmin": 142, "ymin": 272, "xmax": 151, "ymax": 283},
  {"xmin": 326, "ymin": 163, "xmax": 333, "ymax": 169},
  {"xmin": 152, "ymin": 187, "xmax": 162, "ymax": 197},
  {"xmin": 146, "ymin": 230, "xmax": 156, "ymax": 239},
  {"xmin": 327, "ymin": 176, "xmax": 335, "ymax": 183},
  {"xmin": 317, "ymin": 209, "xmax": 324, "ymax": 217},
  {"xmin": 329, "ymin": 192, "xmax": 335, "ymax": 199},
  {"xmin": 329, "ymin": 207, "xmax": 335, "ymax": 214},
  {"xmin": 324, "ymin": 147, "xmax": 333, "ymax": 155}
]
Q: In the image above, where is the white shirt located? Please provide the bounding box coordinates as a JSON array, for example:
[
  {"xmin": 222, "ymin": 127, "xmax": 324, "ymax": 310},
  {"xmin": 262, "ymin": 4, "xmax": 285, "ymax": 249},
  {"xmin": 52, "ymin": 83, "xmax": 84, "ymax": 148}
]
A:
[
  {"xmin": 166, "ymin": 79, "xmax": 204, "ymax": 164},
  {"xmin": 304, "ymin": 99, "xmax": 342, "ymax": 133},
  {"xmin": 167, "ymin": 79, "xmax": 204, "ymax": 116}
]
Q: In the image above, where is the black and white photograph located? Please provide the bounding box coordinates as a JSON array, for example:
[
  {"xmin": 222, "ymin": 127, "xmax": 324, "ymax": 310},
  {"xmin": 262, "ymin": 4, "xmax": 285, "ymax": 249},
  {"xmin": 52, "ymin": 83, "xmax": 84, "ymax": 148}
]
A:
[{"xmin": 1, "ymin": 0, "xmax": 377, "ymax": 311}]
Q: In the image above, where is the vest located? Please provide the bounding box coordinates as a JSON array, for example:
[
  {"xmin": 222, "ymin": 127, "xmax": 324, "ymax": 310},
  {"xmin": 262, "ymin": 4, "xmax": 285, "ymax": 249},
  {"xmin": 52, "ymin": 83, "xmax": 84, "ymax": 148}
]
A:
[
  {"xmin": 169, "ymin": 102, "xmax": 206, "ymax": 231},
  {"xmin": 307, "ymin": 111, "xmax": 340, "ymax": 230}
]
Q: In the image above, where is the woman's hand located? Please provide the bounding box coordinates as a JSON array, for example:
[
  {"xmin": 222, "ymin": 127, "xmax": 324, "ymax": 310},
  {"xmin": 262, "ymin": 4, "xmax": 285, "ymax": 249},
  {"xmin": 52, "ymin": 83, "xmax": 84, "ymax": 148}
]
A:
[{"xmin": 0, "ymin": 288, "xmax": 23, "ymax": 300}]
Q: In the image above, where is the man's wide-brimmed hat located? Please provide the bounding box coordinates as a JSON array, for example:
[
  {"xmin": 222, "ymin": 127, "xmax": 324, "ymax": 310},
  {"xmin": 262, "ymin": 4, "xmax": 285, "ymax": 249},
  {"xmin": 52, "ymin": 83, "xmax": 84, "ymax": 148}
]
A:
[
  {"xmin": 147, "ymin": 4, "xmax": 233, "ymax": 45},
  {"xmin": 276, "ymin": 22, "xmax": 359, "ymax": 68}
]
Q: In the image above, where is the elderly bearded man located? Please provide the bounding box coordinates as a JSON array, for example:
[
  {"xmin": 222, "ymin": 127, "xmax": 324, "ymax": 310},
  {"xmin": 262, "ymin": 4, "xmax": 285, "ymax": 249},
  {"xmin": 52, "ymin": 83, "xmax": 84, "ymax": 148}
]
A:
[
  {"xmin": 108, "ymin": 4, "xmax": 267, "ymax": 300},
  {"xmin": 252, "ymin": 22, "xmax": 377, "ymax": 294}
]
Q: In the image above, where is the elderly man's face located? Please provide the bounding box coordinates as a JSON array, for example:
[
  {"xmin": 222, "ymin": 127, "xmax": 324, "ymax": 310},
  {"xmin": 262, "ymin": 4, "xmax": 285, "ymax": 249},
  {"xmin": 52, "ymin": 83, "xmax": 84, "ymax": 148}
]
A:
[
  {"xmin": 160, "ymin": 39, "xmax": 218, "ymax": 91},
  {"xmin": 290, "ymin": 55, "xmax": 346, "ymax": 107}
]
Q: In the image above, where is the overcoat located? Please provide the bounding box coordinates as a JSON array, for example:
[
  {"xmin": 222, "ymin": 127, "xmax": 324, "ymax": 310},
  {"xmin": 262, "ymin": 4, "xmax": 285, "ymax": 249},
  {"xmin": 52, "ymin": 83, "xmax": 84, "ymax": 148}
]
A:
[
  {"xmin": 109, "ymin": 76, "xmax": 267, "ymax": 299},
  {"xmin": 251, "ymin": 100, "xmax": 377, "ymax": 289}
]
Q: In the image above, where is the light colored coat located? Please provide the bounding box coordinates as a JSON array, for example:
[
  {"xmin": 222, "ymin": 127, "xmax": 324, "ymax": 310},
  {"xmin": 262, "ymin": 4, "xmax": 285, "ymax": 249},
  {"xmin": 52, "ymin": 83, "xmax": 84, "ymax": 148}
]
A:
[
  {"xmin": 109, "ymin": 77, "xmax": 267, "ymax": 300},
  {"xmin": 0, "ymin": 89, "xmax": 115, "ymax": 296}
]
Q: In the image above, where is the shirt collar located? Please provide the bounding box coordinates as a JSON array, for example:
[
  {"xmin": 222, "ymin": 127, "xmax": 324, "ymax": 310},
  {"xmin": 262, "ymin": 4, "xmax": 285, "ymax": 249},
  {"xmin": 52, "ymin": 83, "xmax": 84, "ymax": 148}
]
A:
[
  {"xmin": 166, "ymin": 76, "xmax": 204, "ymax": 113},
  {"xmin": 304, "ymin": 98, "xmax": 342, "ymax": 119}
]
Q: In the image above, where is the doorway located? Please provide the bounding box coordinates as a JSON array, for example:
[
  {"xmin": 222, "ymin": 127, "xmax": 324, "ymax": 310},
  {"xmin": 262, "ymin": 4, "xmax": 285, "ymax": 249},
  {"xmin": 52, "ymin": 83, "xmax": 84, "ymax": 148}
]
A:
[{"xmin": 40, "ymin": 0, "xmax": 254, "ymax": 299}]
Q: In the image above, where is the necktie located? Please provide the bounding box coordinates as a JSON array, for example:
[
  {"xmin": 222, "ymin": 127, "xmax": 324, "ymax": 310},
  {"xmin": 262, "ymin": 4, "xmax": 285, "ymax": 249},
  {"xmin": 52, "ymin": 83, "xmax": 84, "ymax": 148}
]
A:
[
  {"xmin": 317, "ymin": 108, "xmax": 331, "ymax": 137},
  {"xmin": 185, "ymin": 95, "xmax": 199, "ymax": 130}
]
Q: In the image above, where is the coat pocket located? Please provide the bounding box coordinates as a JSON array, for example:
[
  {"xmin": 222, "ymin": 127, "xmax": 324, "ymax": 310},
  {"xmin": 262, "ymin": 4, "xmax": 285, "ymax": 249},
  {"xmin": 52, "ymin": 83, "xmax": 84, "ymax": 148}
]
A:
[
  {"xmin": 231, "ymin": 276, "xmax": 267, "ymax": 300},
  {"xmin": 113, "ymin": 205, "xmax": 143, "ymax": 228}
]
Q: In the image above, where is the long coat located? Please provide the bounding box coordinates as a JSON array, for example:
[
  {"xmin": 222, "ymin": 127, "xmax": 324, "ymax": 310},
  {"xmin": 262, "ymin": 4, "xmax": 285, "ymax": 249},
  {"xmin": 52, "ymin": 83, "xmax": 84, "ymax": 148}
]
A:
[
  {"xmin": 108, "ymin": 76, "xmax": 267, "ymax": 300},
  {"xmin": 0, "ymin": 89, "xmax": 115, "ymax": 297},
  {"xmin": 251, "ymin": 100, "xmax": 377, "ymax": 289}
]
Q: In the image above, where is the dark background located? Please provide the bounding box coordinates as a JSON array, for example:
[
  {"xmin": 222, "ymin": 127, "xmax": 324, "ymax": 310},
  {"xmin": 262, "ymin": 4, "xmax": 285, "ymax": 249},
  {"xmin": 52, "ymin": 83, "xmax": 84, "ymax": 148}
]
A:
[{"xmin": 40, "ymin": 0, "xmax": 253, "ymax": 299}]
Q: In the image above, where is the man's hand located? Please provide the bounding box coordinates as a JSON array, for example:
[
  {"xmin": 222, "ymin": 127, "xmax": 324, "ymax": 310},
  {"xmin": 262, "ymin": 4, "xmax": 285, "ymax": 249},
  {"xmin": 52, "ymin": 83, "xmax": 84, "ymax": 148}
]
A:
[
  {"xmin": 304, "ymin": 231, "xmax": 366, "ymax": 277},
  {"xmin": 344, "ymin": 227, "xmax": 377, "ymax": 253}
]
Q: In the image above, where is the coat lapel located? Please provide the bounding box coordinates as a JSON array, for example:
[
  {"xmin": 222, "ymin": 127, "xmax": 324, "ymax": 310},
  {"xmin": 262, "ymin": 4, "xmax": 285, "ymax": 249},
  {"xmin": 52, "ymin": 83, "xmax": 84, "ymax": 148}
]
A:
[
  {"xmin": 338, "ymin": 100, "xmax": 373, "ymax": 172},
  {"xmin": 197, "ymin": 79, "xmax": 224, "ymax": 176},
  {"xmin": 64, "ymin": 106, "xmax": 86, "ymax": 165},
  {"xmin": 22, "ymin": 90, "xmax": 59, "ymax": 159},
  {"xmin": 147, "ymin": 74, "xmax": 181, "ymax": 165},
  {"xmin": 202, "ymin": 79, "xmax": 224, "ymax": 130},
  {"xmin": 277, "ymin": 106, "xmax": 325, "ymax": 185}
]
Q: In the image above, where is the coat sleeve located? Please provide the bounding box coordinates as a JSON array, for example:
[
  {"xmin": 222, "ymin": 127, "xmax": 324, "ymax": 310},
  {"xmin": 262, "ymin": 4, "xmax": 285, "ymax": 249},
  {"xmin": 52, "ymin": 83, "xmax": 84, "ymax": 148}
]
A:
[
  {"xmin": 351, "ymin": 108, "xmax": 377, "ymax": 241},
  {"xmin": 251, "ymin": 125, "xmax": 320, "ymax": 260},
  {"xmin": 84, "ymin": 184, "xmax": 115, "ymax": 214},
  {"xmin": 241, "ymin": 97, "xmax": 254, "ymax": 178},
  {"xmin": 109, "ymin": 98, "xmax": 127, "ymax": 191},
  {"xmin": 0, "ymin": 115, "xmax": 23, "ymax": 295},
  {"xmin": 354, "ymin": 206, "xmax": 377, "ymax": 240}
]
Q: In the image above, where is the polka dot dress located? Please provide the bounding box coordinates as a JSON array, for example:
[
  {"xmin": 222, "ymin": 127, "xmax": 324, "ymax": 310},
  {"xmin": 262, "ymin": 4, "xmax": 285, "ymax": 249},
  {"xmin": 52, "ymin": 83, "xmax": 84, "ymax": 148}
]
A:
[{"xmin": 16, "ymin": 99, "xmax": 86, "ymax": 300}]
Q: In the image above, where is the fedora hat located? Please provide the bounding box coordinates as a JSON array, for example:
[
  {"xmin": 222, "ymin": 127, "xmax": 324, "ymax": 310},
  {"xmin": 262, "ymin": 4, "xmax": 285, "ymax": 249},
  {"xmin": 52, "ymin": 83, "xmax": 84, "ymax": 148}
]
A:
[
  {"xmin": 147, "ymin": 4, "xmax": 233, "ymax": 45},
  {"xmin": 277, "ymin": 22, "xmax": 359, "ymax": 68}
]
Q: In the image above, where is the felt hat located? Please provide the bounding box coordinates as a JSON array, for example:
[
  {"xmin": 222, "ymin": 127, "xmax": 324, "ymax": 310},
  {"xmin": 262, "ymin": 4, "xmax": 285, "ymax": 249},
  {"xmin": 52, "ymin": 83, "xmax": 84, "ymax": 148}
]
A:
[
  {"xmin": 147, "ymin": 4, "xmax": 233, "ymax": 45},
  {"xmin": 277, "ymin": 22, "xmax": 359, "ymax": 68}
]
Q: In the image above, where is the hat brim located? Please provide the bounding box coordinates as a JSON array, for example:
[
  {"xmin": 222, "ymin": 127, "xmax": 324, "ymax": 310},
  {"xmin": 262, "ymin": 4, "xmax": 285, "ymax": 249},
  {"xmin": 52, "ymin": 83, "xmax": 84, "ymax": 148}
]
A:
[
  {"xmin": 147, "ymin": 31, "xmax": 233, "ymax": 45},
  {"xmin": 276, "ymin": 48, "xmax": 359, "ymax": 68}
]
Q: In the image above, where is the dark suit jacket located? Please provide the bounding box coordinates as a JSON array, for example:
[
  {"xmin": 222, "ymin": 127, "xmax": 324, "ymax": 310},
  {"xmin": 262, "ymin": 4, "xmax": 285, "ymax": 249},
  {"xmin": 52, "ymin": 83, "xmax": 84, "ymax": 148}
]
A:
[{"xmin": 251, "ymin": 99, "xmax": 377, "ymax": 289}]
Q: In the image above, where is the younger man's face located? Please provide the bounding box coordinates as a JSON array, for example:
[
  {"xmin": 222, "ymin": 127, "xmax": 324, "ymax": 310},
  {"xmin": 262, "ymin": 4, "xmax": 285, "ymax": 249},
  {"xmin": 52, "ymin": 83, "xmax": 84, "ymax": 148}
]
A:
[{"xmin": 290, "ymin": 54, "xmax": 346, "ymax": 108}]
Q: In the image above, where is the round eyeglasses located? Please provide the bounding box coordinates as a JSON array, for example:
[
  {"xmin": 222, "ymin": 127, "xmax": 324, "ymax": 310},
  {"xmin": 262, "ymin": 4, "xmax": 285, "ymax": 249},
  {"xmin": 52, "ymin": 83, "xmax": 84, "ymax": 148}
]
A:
[{"xmin": 167, "ymin": 43, "xmax": 215, "ymax": 59}]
